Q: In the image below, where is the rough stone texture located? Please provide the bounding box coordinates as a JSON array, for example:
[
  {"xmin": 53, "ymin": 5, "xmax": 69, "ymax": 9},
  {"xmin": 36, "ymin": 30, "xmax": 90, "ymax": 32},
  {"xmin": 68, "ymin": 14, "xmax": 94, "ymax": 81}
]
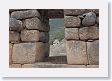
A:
[
  {"xmin": 35, "ymin": 42, "xmax": 46, "ymax": 62},
  {"xmin": 9, "ymin": 31, "xmax": 20, "ymax": 43},
  {"xmin": 39, "ymin": 32, "xmax": 49, "ymax": 42},
  {"xmin": 11, "ymin": 10, "xmax": 40, "ymax": 19},
  {"xmin": 21, "ymin": 30, "xmax": 39, "ymax": 42},
  {"xmin": 65, "ymin": 28, "xmax": 79, "ymax": 40},
  {"xmin": 9, "ymin": 64, "xmax": 21, "ymax": 68},
  {"xmin": 66, "ymin": 40, "xmax": 88, "ymax": 64},
  {"xmin": 96, "ymin": 17, "xmax": 99, "ymax": 24},
  {"xmin": 85, "ymin": 9, "xmax": 99, "ymax": 15},
  {"xmin": 64, "ymin": 16, "xmax": 81, "ymax": 27},
  {"xmin": 87, "ymin": 40, "xmax": 99, "ymax": 65},
  {"xmin": 9, "ymin": 18, "xmax": 23, "ymax": 31},
  {"xmin": 22, "ymin": 64, "xmax": 33, "ymax": 68},
  {"xmin": 41, "ymin": 22, "xmax": 50, "ymax": 32},
  {"xmin": 12, "ymin": 43, "xmax": 37, "ymax": 64},
  {"xmin": 79, "ymin": 26, "xmax": 99, "ymax": 40},
  {"xmin": 82, "ymin": 12, "xmax": 96, "ymax": 26},
  {"xmin": 64, "ymin": 9, "xmax": 85, "ymax": 16},
  {"xmin": 87, "ymin": 65, "xmax": 99, "ymax": 68},
  {"xmin": 45, "ymin": 43, "xmax": 50, "ymax": 57},
  {"xmin": 25, "ymin": 17, "xmax": 41, "ymax": 30},
  {"xmin": 9, "ymin": 43, "xmax": 13, "ymax": 65}
]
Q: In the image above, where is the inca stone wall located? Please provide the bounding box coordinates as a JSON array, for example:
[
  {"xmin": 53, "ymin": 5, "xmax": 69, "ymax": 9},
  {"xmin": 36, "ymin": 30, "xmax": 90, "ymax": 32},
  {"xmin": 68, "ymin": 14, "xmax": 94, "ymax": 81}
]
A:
[{"xmin": 9, "ymin": 9, "xmax": 99, "ymax": 68}]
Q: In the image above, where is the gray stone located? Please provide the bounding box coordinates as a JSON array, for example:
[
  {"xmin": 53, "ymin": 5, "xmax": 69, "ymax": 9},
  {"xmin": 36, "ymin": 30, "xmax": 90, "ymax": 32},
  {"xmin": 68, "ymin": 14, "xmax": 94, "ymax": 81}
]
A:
[
  {"xmin": 87, "ymin": 40, "xmax": 99, "ymax": 65},
  {"xmin": 21, "ymin": 30, "xmax": 39, "ymax": 42},
  {"xmin": 12, "ymin": 43, "xmax": 37, "ymax": 64},
  {"xmin": 9, "ymin": 64, "xmax": 21, "ymax": 68},
  {"xmin": 9, "ymin": 43, "xmax": 13, "ymax": 65},
  {"xmin": 64, "ymin": 16, "xmax": 81, "ymax": 27},
  {"xmin": 66, "ymin": 40, "xmax": 88, "ymax": 64},
  {"xmin": 9, "ymin": 31, "xmax": 20, "ymax": 43},
  {"xmin": 25, "ymin": 17, "xmax": 41, "ymax": 30},
  {"xmin": 87, "ymin": 65, "xmax": 99, "ymax": 68},
  {"xmin": 11, "ymin": 10, "xmax": 40, "ymax": 19},
  {"xmin": 79, "ymin": 26, "xmax": 99, "ymax": 40},
  {"xmin": 64, "ymin": 9, "xmax": 85, "ymax": 16},
  {"xmin": 9, "ymin": 18, "xmax": 23, "ymax": 31},
  {"xmin": 65, "ymin": 28, "xmax": 79, "ymax": 40},
  {"xmin": 82, "ymin": 12, "xmax": 96, "ymax": 26},
  {"xmin": 85, "ymin": 9, "xmax": 99, "ymax": 15},
  {"xmin": 45, "ymin": 43, "xmax": 50, "ymax": 57},
  {"xmin": 39, "ymin": 32, "xmax": 49, "ymax": 42},
  {"xmin": 41, "ymin": 22, "xmax": 50, "ymax": 32},
  {"xmin": 96, "ymin": 17, "xmax": 99, "ymax": 24}
]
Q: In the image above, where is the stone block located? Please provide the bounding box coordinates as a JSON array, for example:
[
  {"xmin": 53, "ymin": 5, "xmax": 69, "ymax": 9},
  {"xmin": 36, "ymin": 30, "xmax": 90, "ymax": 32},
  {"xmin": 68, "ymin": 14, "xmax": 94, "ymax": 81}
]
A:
[
  {"xmin": 64, "ymin": 16, "xmax": 81, "ymax": 27},
  {"xmin": 82, "ymin": 12, "xmax": 96, "ymax": 26},
  {"xmin": 87, "ymin": 40, "xmax": 99, "ymax": 65},
  {"xmin": 87, "ymin": 65, "xmax": 99, "ymax": 68},
  {"xmin": 64, "ymin": 9, "xmax": 85, "ymax": 16},
  {"xmin": 39, "ymin": 32, "xmax": 49, "ymax": 42},
  {"xmin": 9, "ymin": 18, "xmax": 23, "ymax": 32},
  {"xmin": 85, "ymin": 9, "xmax": 99, "ymax": 15},
  {"xmin": 11, "ymin": 10, "xmax": 40, "ymax": 19},
  {"xmin": 96, "ymin": 17, "xmax": 99, "ymax": 24},
  {"xmin": 79, "ymin": 26, "xmax": 99, "ymax": 40},
  {"xmin": 45, "ymin": 43, "xmax": 50, "ymax": 57},
  {"xmin": 22, "ymin": 64, "xmax": 33, "ymax": 68},
  {"xmin": 9, "ymin": 64, "xmax": 21, "ymax": 68},
  {"xmin": 21, "ymin": 30, "xmax": 39, "ymax": 42},
  {"xmin": 12, "ymin": 43, "xmax": 37, "ymax": 64},
  {"xmin": 9, "ymin": 43, "xmax": 13, "ymax": 65},
  {"xmin": 9, "ymin": 31, "xmax": 20, "ymax": 43},
  {"xmin": 41, "ymin": 22, "xmax": 50, "ymax": 32},
  {"xmin": 65, "ymin": 28, "xmax": 79, "ymax": 40},
  {"xmin": 66, "ymin": 40, "xmax": 88, "ymax": 64}
]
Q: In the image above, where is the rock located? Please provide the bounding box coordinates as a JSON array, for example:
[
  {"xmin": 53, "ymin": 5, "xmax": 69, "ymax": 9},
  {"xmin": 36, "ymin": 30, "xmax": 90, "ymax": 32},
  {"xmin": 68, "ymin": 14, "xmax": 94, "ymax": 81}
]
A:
[
  {"xmin": 9, "ymin": 31, "xmax": 20, "ymax": 43},
  {"xmin": 85, "ymin": 9, "xmax": 99, "ymax": 15},
  {"xmin": 45, "ymin": 43, "xmax": 50, "ymax": 57},
  {"xmin": 12, "ymin": 43, "xmax": 38, "ymax": 64},
  {"xmin": 79, "ymin": 26, "xmax": 99, "ymax": 40},
  {"xmin": 65, "ymin": 28, "xmax": 79, "ymax": 40},
  {"xmin": 11, "ymin": 10, "xmax": 40, "ymax": 19},
  {"xmin": 22, "ymin": 64, "xmax": 34, "ymax": 68},
  {"xmin": 9, "ymin": 43, "xmax": 13, "ymax": 65},
  {"xmin": 87, "ymin": 65, "xmax": 99, "ymax": 68},
  {"xmin": 87, "ymin": 40, "xmax": 99, "ymax": 65},
  {"xmin": 82, "ymin": 12, "xmax": 96, "ymax": 26},
  {"xmin": 96, "ymin": 17, "xmax": 99, "ymax": 24},
  {"xmin": 64, "ymin": 16, "xmax": 81, "ymax": 27},
  {"xmin": 9, "ymin": 18, "xmax": 23, "ymax": 31},
  {"xmin": 66, "ymin": 40, "xmax": 88, "ymax": 64},
  {"xmin": 53, "ymin": 39, "xmax": 60, "ymax": 46},
  {"xmin": 21, "ymin": 30, "xmax": 39, "ymax": 42},
  {"xmin": 41, "ymin": 22, "xmax": 50, "ymax": 32},
  {"xmin": 64, "ymin": 9, "xmax": 85, "ymax": 16},
  {"xmin": 25, "ymin": 17, "xmax": 41, "ymax": 30},
  {"xmin": 39, "ymin": 32, "xmax": 49, "ymax": 42},
  {"xmin": 9, "ymin": 64, "xmax": 21, "ymax": 68}
]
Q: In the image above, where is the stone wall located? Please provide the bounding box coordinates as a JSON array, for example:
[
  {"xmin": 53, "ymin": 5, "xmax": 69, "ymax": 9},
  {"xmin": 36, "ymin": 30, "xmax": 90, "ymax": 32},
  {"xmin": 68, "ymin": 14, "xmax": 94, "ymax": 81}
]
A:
[
  {"xmin": 9, "ymin": 9, "xmax": 50, "ymax": 67},
  {"xmin": 9, "ymin": 9, "xmax": 99, "ymax": 68},
  {"xmin": 64, "ymin": 9, "xmax": 99, "ymax": 65}
]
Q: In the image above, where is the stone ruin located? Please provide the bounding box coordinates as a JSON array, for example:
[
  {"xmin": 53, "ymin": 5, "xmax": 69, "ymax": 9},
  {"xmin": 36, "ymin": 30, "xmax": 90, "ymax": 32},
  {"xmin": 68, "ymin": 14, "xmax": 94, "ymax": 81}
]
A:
[{"xmin": 9, "ymin": 9, "xmax": 99, "ymax": 68}]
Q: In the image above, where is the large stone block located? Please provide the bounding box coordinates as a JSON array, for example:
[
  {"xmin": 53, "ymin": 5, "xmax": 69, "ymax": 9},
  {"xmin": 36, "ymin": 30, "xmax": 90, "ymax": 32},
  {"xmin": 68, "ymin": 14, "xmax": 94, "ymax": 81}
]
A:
[
  {"xmin": 87, "ymin": 40, "xmax": 99, "ymax": 65},
  {"xmin": 64, "ymin": 16, "xmax": 81, "ymax": 28},
  {"xmin": 66, "ymin": 40, "xmax": 88, "ymax": 64},
  {"xmin": 9, "ymin": 18, "xmax": 23, "ymax": 32},
  {"xmin": 44, "ymin": 43, "xmax": 50, "ymax": 57},
  {"xmin": 9, "ymin": 64, "xmax": 21, "ymax": 68},
  {"xmin": 9, "ymin": 31, "xmax": 20, "ymax": 43},
  {"xmin": 79, "ymin": 26, "xmax": 99, "ymax": 40},
  {"xmin": 11, "ymin": 10, "xmax": 40, "ymax": 19},
  {"xmin": 85, "ymin": 9, "xmax": 99, "ymax": 15},
  {"xmin": 12, "ymin": 43, "xmax": 37, "ymax": 64},
  {"xmin": 25, "ymin": 17, "xmax": 41, "ymax": 30},
  {"xmin": 65, "ymin": 28, "xmax": 79, "ymax": 40},
  {"xmin": 41, "ymin": 22, "xmax": 50, "ymax": 32},
  {"xmin": 82, "ymin": 12, "xmax": 96, "ymax": 26},
  {"xmin": 39, "ymin": 32, "xmax": 49, "ymax": 42},
  {"xmin": 21, "ymin": 30, "xmax": 39, "ymax": 42},
  {"xmin": 9, "ymin": 43, "xmax": 13, "ymax": 65},
  {"xmin": 64, "ymin": 9, "xmax": 85, "ymax": 16}
]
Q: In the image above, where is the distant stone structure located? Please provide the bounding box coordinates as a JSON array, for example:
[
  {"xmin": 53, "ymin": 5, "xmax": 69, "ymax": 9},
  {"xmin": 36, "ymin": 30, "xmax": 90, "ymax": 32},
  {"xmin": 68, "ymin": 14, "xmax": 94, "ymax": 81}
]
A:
[{"xmin": 9, "ymin": 9, "xmax": 99, "ymax": 68}]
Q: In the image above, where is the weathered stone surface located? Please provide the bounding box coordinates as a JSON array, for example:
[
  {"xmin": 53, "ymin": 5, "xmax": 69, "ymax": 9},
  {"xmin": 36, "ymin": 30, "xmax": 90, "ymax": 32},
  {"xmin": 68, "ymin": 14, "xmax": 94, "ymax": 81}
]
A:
[
  {"xmin": 45, "ymin": 43, "xmax": 50, "ymax": 57},
  {"xmin": 9, "ymin": 43, "xmax": 13, "ymax": 65},
  {"xmin": 22, "ymin": 64, "xmax": 33, "ymax": 68},
  {"xmin": 11, "ymin": 10, "xmax": 40, "ymax": 19},
  {"xmin": 87, "ymin": 65, "xmax": 99, "ymax": 68},
  {"xmin": 65, "ymin": 28, "xmax": 79, "ymax": 40},
  {"xmin": 21, "ymin": 30, "xmax": 39, "ymax": 42},
  {"xmin": 12, "ymin": 43, "xmax": 37, "ymax": 64},
  {"xmin": 64, "ymin": 16, "xmax": 81, "ymax": 27},
  {"xmin": 64, "ymin": 9, "xmax": 85, "ymax": 16},
  {"xmin": 39, "ymin": 32, "xmax": 49, "ymax": 42},
  {"xmin": 96, "ymin": 17, "xmax": 99, "ymax": 24},
  {"xmin": 9, "ymin": 31, "xmax": 20, "ymax": 43},
  {"xmin": 66, "ymin": 40, "xmax": 88, "ymax": 64},
  {"xmin": 9, "ymin": 18, "xmax": 23, "ymax": 31},
  {"xmin": 9, "ymin": 64, "xmax": 21, "ymax": 68},
  {"xmin": 25, "ymin": 17, "xmax": 41, "ymax": 30},
  {"xmin": 82, "ymin": 12, "xmax": 96, "ymax": 26},
  {"xmin": 87, "ymin": 40, "xmax": 99, "ymax": 65},
  {"xmin": 85, "ymin": 9, "xmax": 99, "ymax": 15},
  {"xmin": 9, "ymin": 9, "xmax": 29, "ymax": 13},
  {"xmin": 79, "ymin": 26, "xmax": 99, "ymax": 40},
  {"xmin": 41, "ymin": 22, "xmax": 50, "ymax": 32}
]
